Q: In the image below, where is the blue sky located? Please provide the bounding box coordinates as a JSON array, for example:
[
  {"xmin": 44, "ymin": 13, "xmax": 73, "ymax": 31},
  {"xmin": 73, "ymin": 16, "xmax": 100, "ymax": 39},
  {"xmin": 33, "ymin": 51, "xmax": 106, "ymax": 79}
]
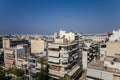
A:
[{"xmin": 0, "ymin": 0, "xmax": 120, "ymax": 34}]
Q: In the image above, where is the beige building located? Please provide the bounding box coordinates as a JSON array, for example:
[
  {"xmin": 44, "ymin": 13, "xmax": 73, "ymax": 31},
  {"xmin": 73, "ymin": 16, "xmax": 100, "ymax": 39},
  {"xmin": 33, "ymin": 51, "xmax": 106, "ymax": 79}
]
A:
[
  {"xmin": 106, "ymin": 41, "xmax": 120, "ymax": 57},
  {"xmin": 4, "ymin": 44, "xmax": 28, "ymax": 68},
  {"xmin": 4, "ymin": 48, "xmax": 17, "ymax": 68},
  {"xmin": 2, "ymin": 37, "xmax": 10, "ymax": 48},
  {"xmin": 31, "ymin": 39, "xmax": 45, "ymax": 54}
]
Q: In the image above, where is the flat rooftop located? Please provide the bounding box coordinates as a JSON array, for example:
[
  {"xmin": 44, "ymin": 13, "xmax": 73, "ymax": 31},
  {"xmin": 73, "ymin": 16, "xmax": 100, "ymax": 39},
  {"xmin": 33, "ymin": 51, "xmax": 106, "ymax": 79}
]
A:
[{"xmin": 88, "ymin": 60, "xmax": 120, "ymax": 74}]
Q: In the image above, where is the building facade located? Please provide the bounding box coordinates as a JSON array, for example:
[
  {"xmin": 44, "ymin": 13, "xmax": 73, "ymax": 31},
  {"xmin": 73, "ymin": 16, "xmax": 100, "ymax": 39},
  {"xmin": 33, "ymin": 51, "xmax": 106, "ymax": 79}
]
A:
[
  {"xmin": 48, "ymin": 30, "xmax": 82, "ymax": 79},
  {"xmin": 109, "ymin": 29, "xmax": 120, "ymax": 41},
  {"xmin": 31, "ymin": 39, "xmax": 45, "ymax": 56}
]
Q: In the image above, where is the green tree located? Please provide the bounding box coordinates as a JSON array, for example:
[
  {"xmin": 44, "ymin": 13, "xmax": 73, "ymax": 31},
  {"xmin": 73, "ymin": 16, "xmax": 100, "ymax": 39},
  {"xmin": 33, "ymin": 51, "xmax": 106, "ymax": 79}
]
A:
[
  {"xmin": 0, "ymin": 67, "xmax": 5, "ymax": 80},
  {"xmin": 63, "ymin": 74, "xmax": 71, "ymax": 80},
  {"xmin": 6, "ymin": 68, "xmax": 25, "ymax": 80},
  {"xmin": 9, "ymin": 68, "xmax": 24, "ymax": 77},
  {"xmin": 59, "ymin": 77, "xmax": 64, "ymax": 80},
  {"xmin": 35, "ymin": 57, "xmax": 49, "ymax": 80}
]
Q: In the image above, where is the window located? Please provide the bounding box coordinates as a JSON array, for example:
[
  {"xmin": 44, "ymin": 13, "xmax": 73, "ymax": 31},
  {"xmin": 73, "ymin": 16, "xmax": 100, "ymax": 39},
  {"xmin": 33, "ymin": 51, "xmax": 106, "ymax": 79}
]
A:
[{"xmin": 111, "ymin": 62, "xmax": 114, "ymax": 65}]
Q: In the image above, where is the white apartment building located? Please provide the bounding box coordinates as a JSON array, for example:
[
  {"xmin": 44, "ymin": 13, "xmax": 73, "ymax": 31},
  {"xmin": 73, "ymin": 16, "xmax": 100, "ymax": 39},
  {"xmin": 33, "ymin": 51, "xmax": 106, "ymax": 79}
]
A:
[
  {"xmin": 48, "ymin": 30, "xmax": 82, "ymax": 79},
  {"xmin": 109, "ymin": 29, "xmax": 120, "ymax": 41}
]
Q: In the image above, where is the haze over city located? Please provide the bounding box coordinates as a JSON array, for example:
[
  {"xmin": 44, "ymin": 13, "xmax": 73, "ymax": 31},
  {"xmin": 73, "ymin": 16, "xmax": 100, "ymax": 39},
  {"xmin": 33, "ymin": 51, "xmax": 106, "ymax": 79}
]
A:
[{"xmin": 0, "ymin": 0, "xmax": 120, "ymax": 34}]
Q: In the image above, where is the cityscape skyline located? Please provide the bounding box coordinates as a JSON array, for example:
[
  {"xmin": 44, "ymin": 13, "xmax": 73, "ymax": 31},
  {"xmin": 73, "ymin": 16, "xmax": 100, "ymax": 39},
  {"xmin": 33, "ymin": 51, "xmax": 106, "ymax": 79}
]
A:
[{"xmin": 0, "ymin": 0, "xmax": 120, "ymax": 34}]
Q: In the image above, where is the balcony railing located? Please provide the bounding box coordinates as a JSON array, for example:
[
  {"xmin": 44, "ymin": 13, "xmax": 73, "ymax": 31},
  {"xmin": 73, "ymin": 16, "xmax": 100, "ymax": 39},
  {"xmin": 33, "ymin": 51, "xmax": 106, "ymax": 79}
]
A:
[
  {"xmin": 48, "ymin": 57, "xmax": 60, "ymax": 64},
  {"xmin": 49, "ymin": 69, "xmax": 66, "ymax": 77},
  {"xmin": 48, "ymin": 51, "xmax": 60, "ymax": 57}
]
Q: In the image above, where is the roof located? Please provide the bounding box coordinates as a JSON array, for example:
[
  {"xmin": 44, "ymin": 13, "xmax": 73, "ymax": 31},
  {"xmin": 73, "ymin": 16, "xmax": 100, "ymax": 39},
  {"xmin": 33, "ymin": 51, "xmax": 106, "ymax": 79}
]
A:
[{"xmin": 88, "ymin": 60, "xmax": 120, "ymax": 74}]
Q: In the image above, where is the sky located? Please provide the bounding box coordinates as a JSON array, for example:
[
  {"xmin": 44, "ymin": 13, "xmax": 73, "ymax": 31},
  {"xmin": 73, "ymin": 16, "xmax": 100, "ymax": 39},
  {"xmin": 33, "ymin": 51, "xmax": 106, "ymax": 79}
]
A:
[{"xmin": 0, "ymin": 0, "xmax": 120, "ymax": 34}]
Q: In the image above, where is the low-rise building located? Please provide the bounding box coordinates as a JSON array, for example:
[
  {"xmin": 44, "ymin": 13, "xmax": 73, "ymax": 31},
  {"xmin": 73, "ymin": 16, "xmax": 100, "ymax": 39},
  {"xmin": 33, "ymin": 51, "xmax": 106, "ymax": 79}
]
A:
[{"xmin": 87, "ymin": 60, "xmax": 120, "ymax": 80}]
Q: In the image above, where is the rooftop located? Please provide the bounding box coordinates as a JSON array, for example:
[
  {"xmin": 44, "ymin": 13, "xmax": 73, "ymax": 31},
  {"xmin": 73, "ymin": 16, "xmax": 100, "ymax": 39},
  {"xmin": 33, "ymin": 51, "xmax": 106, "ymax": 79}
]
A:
[{"xmin": 88, "ymin": 60, "xmax": 120, "ymax": 74}]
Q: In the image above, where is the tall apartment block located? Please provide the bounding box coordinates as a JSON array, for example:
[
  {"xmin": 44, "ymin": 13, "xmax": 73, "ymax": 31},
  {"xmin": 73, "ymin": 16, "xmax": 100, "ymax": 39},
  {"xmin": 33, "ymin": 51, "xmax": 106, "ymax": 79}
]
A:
[{"xmin": 48, "ymin": 30, "xmax": 82, "ymax": 79}]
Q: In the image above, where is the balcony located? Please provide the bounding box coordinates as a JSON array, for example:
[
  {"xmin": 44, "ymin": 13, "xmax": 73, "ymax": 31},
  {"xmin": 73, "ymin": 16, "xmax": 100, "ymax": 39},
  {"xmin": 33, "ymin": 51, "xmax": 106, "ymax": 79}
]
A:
[
  {"xmin": 5, "ymin": 55, "xmax": 15, "ymax": 59},
  {"xmin": 62, "ymin": 54, "xmax": 69, "ymax": 57},
  {"xmin": 48, "ymin": 51, "xmax": 60, "ymax": 57},
  {"xmin": 60, "ymin": 50, "xmax": 69, "ymax": 54},
  {"xmin": 5, "ymin": 60, "xmax": 15, "ymax": 65},
  {"xmin": 62, "ymin": 58, "xmax": 68, "ymax": 62},
  {"xmin": 48, "ymin": 57, "xmax": 60, "ymax": 64},
  {"xmin": 48, "ymin": 43, "xmax": 59, "ymax": 49},
  {"xmin": 68, "ymin": 65, "xmax": 80, "ymax": 76},
  {"xmin": 62, "ymin": 58, "xmax": 69, "ymax": 67},
  {"xmin": 49, "ymin": 69, "xmax": 66, "ymax": 77},
  {"xmin": 71, "ymin": 47, "xmax": 79, "ymax": 52}
]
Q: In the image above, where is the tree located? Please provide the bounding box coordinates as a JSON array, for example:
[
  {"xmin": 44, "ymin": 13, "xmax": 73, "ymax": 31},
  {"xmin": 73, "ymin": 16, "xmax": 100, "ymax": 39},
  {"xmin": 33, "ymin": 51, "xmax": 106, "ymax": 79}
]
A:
[
  {"xmin": 35, "ymin": 57, "xmax": 49, "ymax": 80},
  {"xmin": 9, "ymin": 68, "xmax": 24, "ymax": 77},
  {"xmin": 0, "ymin": 67, "xmax": 5, "ymax": 80},
  {"xmin": 49, "ymin": 78, "xmax": 55, "ymax": 80},
  {"xmin": 6, "ymin": 68, "xmax": 25, "ymax": 80},
  {"xmin": 59, "ymin": 77, "xmax": 64, "ymax": 80},
  {"xmin": 94, "ymin": 43, "xmax": 100, "ymax": 59},
  {"xmin": 63, "ymin": 74, "xmax": 71, "ymax": 80}
]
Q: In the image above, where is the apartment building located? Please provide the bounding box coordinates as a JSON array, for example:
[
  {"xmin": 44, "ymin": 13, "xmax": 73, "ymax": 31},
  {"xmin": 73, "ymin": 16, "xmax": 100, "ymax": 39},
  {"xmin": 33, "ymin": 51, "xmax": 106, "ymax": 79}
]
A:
[
  {"xmin": 48, "ymin": 30, "xmax": 82, "ymax": 79},
  {"xmin": 27, "ymin": 56, "xmax": 41, "ymax": 73},
  {"xmin": 87, "ymin": 29, "xmax": 120, "ymax": 80},
  {"xmin": 4, "ymin": 44, "xmax": 29, "ymax": 68},
  {"xmin": 2, "ymin": 36, "xmax": 30, "ymax": 48},
  {"xmin": 109, "ymin": 29, "xmax": 120, "ymax": 41},
  {"xmin": 4, "ymin": 48, "xmax": 17, "ymax": 68}
]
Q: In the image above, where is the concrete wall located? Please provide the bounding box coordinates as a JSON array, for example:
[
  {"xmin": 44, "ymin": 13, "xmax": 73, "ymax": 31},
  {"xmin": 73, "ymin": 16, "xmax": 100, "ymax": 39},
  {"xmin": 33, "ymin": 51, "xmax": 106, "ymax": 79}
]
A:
[
  {"xmin": 82, "ymin": 51, "xmax": 87, "ymax": 69},
  {"xmin": 31, "ymin": 40, "xmax": 45, "ymax": 54},
  {"xmin": 87, "ymin": 68, "xmax": 113, "ymax": 80},
  {"xmin": 104, "ymin": 61, "xmax": 120, "ymax": 70},
  {"xmin": 106, "ymin": 41, "xmax": 120, "ymax": 56}
]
